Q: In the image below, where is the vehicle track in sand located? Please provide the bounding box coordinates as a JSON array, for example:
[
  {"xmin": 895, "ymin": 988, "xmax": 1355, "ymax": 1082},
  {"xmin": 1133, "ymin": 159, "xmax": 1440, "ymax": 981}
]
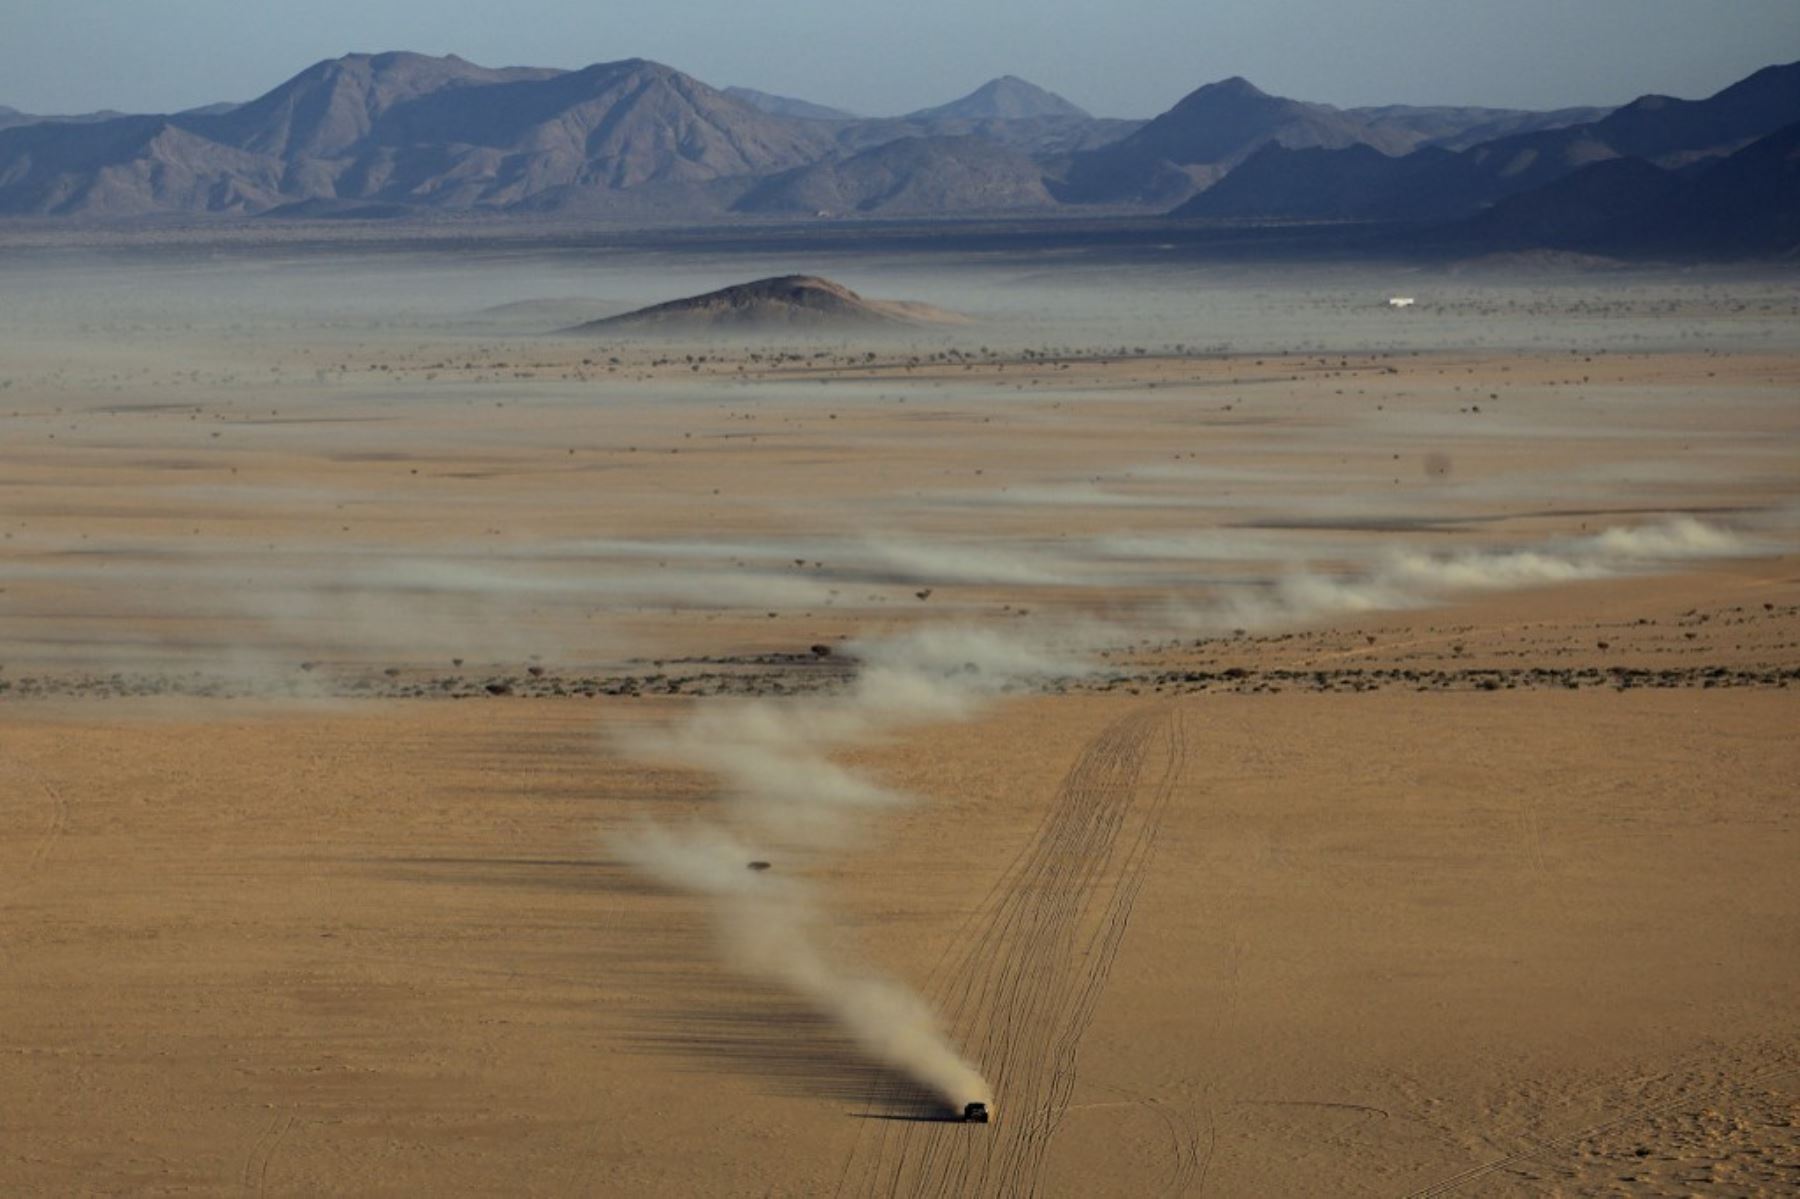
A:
[
  {"xmin": 838, "ymin": 705, "xmax": 1193, "ymax": 1198},
  {"xmin": 0, "ymin": 755, "xmax": 68, "ymax": 898},
  {"xmin": 239, "ymin": 1110, "xmax": 294, "ymax": 1198},
  {"xmin": 1403, "ymin": 1058, "xmax": 1800, "ymax": 1198}
]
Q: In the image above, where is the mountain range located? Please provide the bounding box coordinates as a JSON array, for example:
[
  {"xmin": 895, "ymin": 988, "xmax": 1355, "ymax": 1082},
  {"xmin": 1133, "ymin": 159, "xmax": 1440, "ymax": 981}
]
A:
[
  {"xmin": 1176, "ymin": 62, "xmax": 1800, "ymax": 223},
  {"xmin": 1, "ymin": 51, "xmax": 1794, "ymax": 256},
  {"xmin": 1465, "ymin": 120, "xmax": 1800, "ymax": 256},
  {"xmin": 0, "ymin": 105, "xmax": 129, "ymax": 131}
]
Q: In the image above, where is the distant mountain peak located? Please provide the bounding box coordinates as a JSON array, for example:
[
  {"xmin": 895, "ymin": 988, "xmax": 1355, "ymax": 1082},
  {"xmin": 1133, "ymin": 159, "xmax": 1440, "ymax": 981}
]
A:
[
  {"xmin": 584, "ymin": 56, "xmax": 655, "ymax": 73},
  {"xmin": 1054, "ymin": 74, "xmax": 1408, "ymax": 205},
  {"xmin": 1201, "ymin": 76, "xmax": 1268, "ymax": 98},
  {"xmin": 1173, "ymin": 76, "xmax": 1279, "ymax": 110},
  {"xmin": 906, "ymin": 76, "xmax": 1090, "ymax": 122},
  {"xmin": 979, "ymin": 75, "xmax": 1060, "ymax": 96}
]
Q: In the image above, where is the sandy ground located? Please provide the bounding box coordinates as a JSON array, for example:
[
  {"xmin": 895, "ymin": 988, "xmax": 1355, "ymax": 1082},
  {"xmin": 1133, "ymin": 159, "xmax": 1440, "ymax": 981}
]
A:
[
  {"xmin": 3, "ymin": 664, "xmax": 1795, "ymax": 1196},
  {"xmin": 2, "ymin": 262, "xmax": 1798, "ymax": 1196}
]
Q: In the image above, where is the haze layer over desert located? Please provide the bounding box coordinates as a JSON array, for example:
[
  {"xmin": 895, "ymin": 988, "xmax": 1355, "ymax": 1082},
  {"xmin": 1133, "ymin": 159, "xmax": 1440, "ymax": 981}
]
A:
[{"xmin": 2, "ymin": 236, "xmax": 1797, "ymax": 1197}]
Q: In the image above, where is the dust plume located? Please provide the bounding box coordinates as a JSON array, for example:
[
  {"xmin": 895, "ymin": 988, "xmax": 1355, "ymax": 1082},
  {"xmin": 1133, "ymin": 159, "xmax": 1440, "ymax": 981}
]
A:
[
  {"xmin": 609, "ymin": 516, "xmax": 1759, "ymax": 1111},
  {"xmin": 609, "ymin": 625, "xmax": 1077, "ymax": 1109},
  {"xmin": 1192, "ymin": 517, "xmax": 1758, "ymax": 631},
  {"xmin": 615, "ymin": 824, "xmax": 992, "ymax": 1109}
]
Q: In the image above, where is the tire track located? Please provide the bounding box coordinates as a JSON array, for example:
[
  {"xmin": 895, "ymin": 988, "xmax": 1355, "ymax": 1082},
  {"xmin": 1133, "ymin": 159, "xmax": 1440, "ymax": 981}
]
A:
[
  {"xmin": 897, "ymin": 715, "xmax": 1160, "ymax": 1197},
  {"xmin": 1071, "ymin": 1088, "xmax": 1210, "ymax": 1198},
  {"xmin": 1403, "ymin": 1060, "xmax": 1800, "ymax": 1199},
  {"xmin": 32, "ymin": 772, "xmax": 68, "ymax": 874},
  {"xmin": 239, "ymin": 1110, "xmax": 294, "ymax": 1197},
  {"xmin": 1, "ymin": 755, "xmax": 68, "ymax": 897},
  {"xmin": 839, "ymin": 705, "xmax": 1193, "ymax": 1197}
]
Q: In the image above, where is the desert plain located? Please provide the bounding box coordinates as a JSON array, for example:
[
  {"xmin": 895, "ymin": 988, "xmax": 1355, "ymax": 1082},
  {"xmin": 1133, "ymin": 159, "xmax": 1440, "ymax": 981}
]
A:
[{"xmin": 1, "ymin": 238, "xmax": 1796, "ymax": 1197}]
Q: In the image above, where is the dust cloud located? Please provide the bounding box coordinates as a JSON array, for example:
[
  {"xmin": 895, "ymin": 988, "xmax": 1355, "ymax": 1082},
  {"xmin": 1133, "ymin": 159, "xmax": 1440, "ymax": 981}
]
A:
[
  {"xmin": 1197, "ymin": 517, "xmax": 1756, "ymax": 630},
  {"xmin": 610, "ymin": 626, "xmax": 1072, "ymax": 1109},
  {"xmin": 609, "ymin": 515, "xmax": 1763, "ymax": 1109}
]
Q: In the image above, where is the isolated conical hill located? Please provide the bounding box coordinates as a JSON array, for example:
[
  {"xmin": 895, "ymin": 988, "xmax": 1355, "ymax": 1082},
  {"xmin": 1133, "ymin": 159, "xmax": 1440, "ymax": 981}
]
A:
[{"xmin": 562, "ymin": 275, "xmax": 965, "ymax": 333}]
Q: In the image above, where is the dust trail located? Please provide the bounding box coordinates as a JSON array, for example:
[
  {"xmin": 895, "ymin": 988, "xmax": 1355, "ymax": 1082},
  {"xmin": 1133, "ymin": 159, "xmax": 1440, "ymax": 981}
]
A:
[
  {"xmin": 609, "ymin": 517, "xmax": 1763, "ymax": 1109},
  {"xmin": 1190, "ymin": 517, "xmax": 1760, "ymax": 631},
  {"xmin": 862, "ymin": 537, "xmax": 1080, "ymax": 585},
  {"xmin": 611, "ymin": 625, "xmax": 1085, "ymax": 1109},
  {"xmin": 616, "ymin": 825, "xmax": 993, "ymax": 1108}
]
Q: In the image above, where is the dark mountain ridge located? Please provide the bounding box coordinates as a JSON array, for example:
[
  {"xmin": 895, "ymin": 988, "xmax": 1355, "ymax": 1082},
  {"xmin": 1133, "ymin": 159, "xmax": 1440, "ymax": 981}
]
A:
[
  {"xmin": 1053, "ymin": 76, "xmax": 1418, "ymax": 205},
  {"xmin": 1464, "ymin": 119, "xmax": 1800, "ymax": 256},
  {"xmin": 1175, "ymin": 60, "xmax": 1800, "ymax": 222},
  {"xmin": 1348, "ymin": 103, "xmax": 1613, "ymax": 150}
]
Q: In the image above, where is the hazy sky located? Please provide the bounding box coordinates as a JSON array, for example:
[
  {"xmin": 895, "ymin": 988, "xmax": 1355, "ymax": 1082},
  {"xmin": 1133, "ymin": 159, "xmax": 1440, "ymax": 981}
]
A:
[{"xmin": 6, "ymin": 0, "xmax": 1797, "ymax": 118}]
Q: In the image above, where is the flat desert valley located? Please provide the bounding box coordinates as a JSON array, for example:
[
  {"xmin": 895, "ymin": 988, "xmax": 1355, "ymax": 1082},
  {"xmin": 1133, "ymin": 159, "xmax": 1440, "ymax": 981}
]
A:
[{"xmin": 1, "ymin": 242, "xmax": 1796, "ymax": 1197}]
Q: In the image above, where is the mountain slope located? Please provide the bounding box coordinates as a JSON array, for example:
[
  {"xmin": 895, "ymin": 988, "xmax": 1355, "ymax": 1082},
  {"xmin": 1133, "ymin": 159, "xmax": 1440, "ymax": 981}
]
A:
[
  {"xmin": 1350, "ymin": 104, "xmax": 1613, "ymax": 150},
  {"xmin": 1174, "ymin": 60, "xmax": 1800, "ymax": 222},
  {"xmin": 1462, "ymin": 157, "xmax": 1684, "ymax": 247},
  {"xmin": 1174, "ymin": 141, "xmax": 1487, "ymax": 220},
  {"xmin": 0, "ymin": 116, "xmax": 285, "ymax": 215},
  {"xmin": 1054, "ymin": 76, "xmax": 1415, "ymax": 205},
  {"xmin": 179, "ymin": 51, "xmax": 562, "ymax": 159},
  {"xmin": 1466, "ymin": 120, "xmax": 1800, "ymax": 255},
  {"xmin": 354, "ymin": 60, "xmax": 836, "ymax": 195},
  {"xmin": 732, "ymin": 135, "xmax": 1055, "ymax": 215},
  {"xmin": 725, "ymin": 86, "xmax": 856, "ymax": 121},
  {"xmin": 831, "ymin": 114, "xmax": 1138, "ymax": 160},
  {"xmin": 0, "ymin": 53, "xmax": 837, "ymax": 215}
]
